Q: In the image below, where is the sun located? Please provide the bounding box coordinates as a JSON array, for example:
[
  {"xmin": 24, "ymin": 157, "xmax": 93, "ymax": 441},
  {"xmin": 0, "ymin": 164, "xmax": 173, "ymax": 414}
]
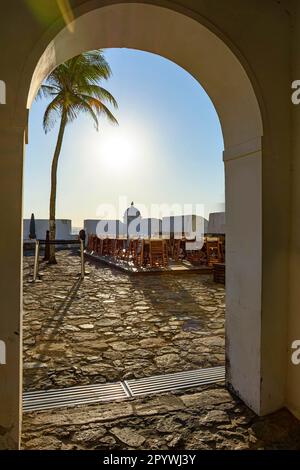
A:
[{"xmin": 98, "ymin": 127, "xmax": 139, "ymax": 170}]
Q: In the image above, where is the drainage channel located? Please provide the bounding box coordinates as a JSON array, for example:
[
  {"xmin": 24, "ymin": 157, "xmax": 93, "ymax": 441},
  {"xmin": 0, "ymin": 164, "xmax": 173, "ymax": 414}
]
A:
[{"xmin": 23, "ymin": 366, "xmax": 225, "ymax": 413}]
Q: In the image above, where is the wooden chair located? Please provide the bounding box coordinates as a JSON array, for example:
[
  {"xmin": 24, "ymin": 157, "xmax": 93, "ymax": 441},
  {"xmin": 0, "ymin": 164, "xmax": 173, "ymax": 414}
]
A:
[
  {"xmin": 124, "ymin": 239, "xmax": 134, "ymax": 262},
  {"xmin": 219, "ymin": 238, "xmax": 225, "ymax": 262},
  {"xmin": 115, "ymin": 239, "xmax": 125, "ymax": 259},
  {"xmin": 186, "ymin": 249, "xmax": 206, "ymax": 264},
  {"xmin": 95, "ymin": 237, "xmax": 103, "ymax": 255},
  {"xmin": 149, "ymin": 240, "xmax": 168, "ymax": 268},
  {"xmin": 133, "ymin": 239, "xmax": 145, "ymax": 267},
  {"xmin": 206, "ymin": 237, "xmax": 222, "ymax": 266},
  {"xmin": 87, "ymin": 234, "xmax": 94, "ymax": 251},
  {"xmin": 172, "ymin": 239, "xmax": 182, "ymax": 261},
  {"xmin": 165, "ymin": 239, "xmax": 173, "ymax": 258},
  {"xmin": 108, "ymin": 239, "xmax": 117, "ymax": 257},
  {"xmin": 93, "ymin": 235, "xmax": 99, "ymax": 253},
  {"xmin": 101, "ymin": 238, "xmax": 109, "ymax": 256}
]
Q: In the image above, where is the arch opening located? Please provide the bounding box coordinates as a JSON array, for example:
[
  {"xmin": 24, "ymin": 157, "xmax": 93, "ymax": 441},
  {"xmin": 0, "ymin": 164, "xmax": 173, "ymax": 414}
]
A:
[{"xmin": 24, "ymin": 44, "xmax": 227, "ymax": 405}]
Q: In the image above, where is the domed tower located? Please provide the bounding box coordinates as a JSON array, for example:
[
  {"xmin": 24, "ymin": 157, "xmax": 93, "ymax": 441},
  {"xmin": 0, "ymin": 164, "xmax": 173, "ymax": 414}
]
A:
[{"xmin": 124, "ymin": 202, "xmax": 141, "ymax": 238}]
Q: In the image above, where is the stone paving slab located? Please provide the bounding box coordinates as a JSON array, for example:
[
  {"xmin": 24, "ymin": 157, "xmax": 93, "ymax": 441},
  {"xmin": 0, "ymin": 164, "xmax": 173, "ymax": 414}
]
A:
[
  {"xmin": 86, "ymin": 251, "xmax": 213, "ymax": 275},
  {"xmin": 22, "ymin": 250, "xmax": 300, "ymax": 450},
  {"xmin": 23, "ymin": 250, "xmax": 225, "ymax": 391},
  {"xmin": 22, "ymin": 385, "xmax": 300, "ymax": 450}
]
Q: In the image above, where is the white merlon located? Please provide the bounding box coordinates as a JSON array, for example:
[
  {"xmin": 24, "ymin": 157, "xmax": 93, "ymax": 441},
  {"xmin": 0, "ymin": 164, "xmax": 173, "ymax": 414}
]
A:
[
  {"xmin": 207, "ymin": 212, "xmax": 226, "ymax": 234},
  {"xmin": 23, "ymin": 219, "xmax": 75, "ymax": 240}
]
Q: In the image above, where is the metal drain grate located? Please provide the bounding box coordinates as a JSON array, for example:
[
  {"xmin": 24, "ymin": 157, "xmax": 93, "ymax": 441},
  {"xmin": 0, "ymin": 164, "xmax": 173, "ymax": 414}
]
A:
[
  {"xmin": 125, "ymin": 366, "xmax": 225, "ymax": 397},
  {"xmin": 23, "ymin": 366, "xmax": 225, "ymax": 413},
  {"xmin": 23, "ymin": 381, "xmax": 129, "ymax": 412}
]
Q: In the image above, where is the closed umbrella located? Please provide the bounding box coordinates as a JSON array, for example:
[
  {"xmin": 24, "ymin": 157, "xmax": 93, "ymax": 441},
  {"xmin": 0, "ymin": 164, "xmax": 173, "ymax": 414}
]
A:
[{"xmin": 29, "ymin": 213, "xmax": 36, "ymax": 239}]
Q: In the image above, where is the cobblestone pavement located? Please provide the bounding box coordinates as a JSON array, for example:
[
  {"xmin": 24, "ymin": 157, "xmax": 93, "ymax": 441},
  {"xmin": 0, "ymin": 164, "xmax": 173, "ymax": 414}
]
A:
[
  {"xmin": 23, "ymin": 250, "xmax": 225, "ymax": 390},
  {"xmin": 22, "ymin": 250, "xmax": 300, "ymax": 450},
  {"xmin": 22, "ymin": 385, "xmax": 300, "ymax": 450}
]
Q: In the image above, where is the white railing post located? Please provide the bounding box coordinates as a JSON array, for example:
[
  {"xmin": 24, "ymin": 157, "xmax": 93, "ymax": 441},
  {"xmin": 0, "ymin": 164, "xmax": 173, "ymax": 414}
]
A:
[{"xmin": 33, "ymin": 240, "xmax": 40, "ymax": 282}]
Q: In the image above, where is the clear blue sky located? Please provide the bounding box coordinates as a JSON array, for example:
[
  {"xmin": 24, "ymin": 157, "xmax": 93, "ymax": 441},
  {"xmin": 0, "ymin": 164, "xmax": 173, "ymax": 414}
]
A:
[{"xmin": 24, "ymin": 48, "xmax": 224, "ymax": 228}]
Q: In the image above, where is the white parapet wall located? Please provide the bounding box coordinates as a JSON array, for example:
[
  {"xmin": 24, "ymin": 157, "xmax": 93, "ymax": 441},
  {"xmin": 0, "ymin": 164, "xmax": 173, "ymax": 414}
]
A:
[
  {"xmin": 162, "ymin": 215, "xmax": 208, "ymax": 239},
  {"xmin": 207, "ymin": 212, "xmax": 226, "ymax": 234},
  {"xmin": 84, "ymin": 219, "xmax": 127, "ymax": 238},
  {"xmin": 23, "ymin": 219, "xmax": 74, "ymax": 240},
  {"xmin": 139, "ymin": 218, "xmax": 162, "ymax": 238},
  {"xmin": 84, "ymin": 220, "xmax": 98, "ymax": 236}
]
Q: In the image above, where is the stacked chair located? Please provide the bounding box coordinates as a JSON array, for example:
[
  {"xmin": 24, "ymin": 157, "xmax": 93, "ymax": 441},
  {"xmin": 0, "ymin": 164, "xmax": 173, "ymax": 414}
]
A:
[
  {"xmin": 149, "ymin": 240, "xmax": 168, "ymax": 268},
  {"xmin": 86, "ymin": 233, "xmax": 225, "ymax": 271},
  {"xmin": 205, "ymin": 237, "xmax": 225, "ymax": 266}
]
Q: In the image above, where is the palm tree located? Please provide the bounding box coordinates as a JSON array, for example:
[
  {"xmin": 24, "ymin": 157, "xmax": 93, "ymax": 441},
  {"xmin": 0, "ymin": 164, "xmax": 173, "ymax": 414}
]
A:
[{"xmin": 38, "ymin": 50, "xmax": 118, "ymax": 263}]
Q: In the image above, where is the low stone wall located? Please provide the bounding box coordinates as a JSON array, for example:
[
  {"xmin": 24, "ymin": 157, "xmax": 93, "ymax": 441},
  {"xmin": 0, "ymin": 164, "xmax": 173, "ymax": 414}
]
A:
[{"xmin": 23, "ymin": 219, "xmax": 74, "ymax": 240}]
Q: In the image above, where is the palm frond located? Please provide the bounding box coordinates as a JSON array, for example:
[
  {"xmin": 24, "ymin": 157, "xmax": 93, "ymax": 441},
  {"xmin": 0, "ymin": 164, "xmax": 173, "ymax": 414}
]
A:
[
  {"xmin": 70, "ymin": 98, "xmax": 100, "ymax": 130},
  {"xmin": 36, "ymin": 49, "xmax": 118, "ymax": 133},
  {"xmin": 80, "ymin": 95, "xmax": 118, "ymax": 125},
  {"xmin": 76, "ymin": 84, "xmax": 118, "ymax": 108},
  {"xmin": 37, "ymin": 84, "xmax": 59, "ymax": 100},
  {"xmin": 43, "ymin": 94, "xmax": 63, "ymax": 133}
]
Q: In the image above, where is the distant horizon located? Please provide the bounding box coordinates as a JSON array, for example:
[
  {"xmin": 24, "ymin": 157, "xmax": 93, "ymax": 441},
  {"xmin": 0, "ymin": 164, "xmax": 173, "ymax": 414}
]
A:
[{"xmin": 24, "ymin": 48, "xmax": 225, "ymax": 227}]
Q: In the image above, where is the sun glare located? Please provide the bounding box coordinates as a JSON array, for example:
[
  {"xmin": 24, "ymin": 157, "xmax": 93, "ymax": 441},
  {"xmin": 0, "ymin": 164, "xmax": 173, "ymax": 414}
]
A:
[{"xmin": 96, "ymin": 127, "xmax": 140, "ymax": 171}]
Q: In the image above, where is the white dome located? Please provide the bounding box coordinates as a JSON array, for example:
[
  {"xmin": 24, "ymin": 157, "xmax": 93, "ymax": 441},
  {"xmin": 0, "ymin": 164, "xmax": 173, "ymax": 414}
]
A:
[{"xmin": 124, "ymin": 202, "xmax": 141, "ymax": 219}]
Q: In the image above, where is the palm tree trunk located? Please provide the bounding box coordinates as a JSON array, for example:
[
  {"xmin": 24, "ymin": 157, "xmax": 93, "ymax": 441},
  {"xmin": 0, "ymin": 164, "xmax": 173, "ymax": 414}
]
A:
[{"xmin": 48, "ymin": 111, "xmax": 67, "ymax": 264}]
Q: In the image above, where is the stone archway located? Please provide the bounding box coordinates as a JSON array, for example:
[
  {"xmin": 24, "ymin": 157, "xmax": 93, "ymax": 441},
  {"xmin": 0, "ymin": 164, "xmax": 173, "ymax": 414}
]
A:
[{"xmin": 1, "ymin": 2, "xmax": 272, "ymax": 449}]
